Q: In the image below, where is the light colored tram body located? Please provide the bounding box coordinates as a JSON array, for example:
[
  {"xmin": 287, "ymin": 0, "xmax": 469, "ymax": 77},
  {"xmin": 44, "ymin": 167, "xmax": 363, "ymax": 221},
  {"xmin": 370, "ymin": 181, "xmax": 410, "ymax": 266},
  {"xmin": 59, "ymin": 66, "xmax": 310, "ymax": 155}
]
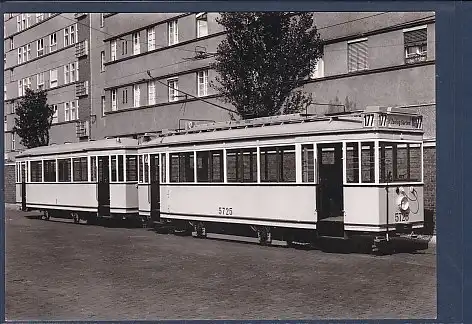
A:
[
  {"xmin": 138, "ymin": 106, "xmax": 425, "ymax": 244},
  {"xmin": 15, "ymin": 138, "xmax": 140, "ymax": 223}
]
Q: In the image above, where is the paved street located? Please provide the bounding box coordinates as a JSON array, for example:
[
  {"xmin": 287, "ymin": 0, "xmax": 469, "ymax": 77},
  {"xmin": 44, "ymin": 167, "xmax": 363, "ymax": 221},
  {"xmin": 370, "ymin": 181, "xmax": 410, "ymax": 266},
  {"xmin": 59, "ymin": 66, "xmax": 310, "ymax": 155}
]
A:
[{"xmin": 5, "ymin": 207, "xmax": 437, "ymax": 321}]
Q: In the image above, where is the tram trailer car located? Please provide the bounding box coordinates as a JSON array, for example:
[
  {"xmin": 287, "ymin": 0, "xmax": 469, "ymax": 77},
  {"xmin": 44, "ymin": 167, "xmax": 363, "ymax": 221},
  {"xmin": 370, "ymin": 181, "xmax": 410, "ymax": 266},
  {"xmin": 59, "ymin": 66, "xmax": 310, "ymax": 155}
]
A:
[
  {"xmin": 15, "ymin": 138, "xmax": 141, "ymax": 224},
  {"xmin": 138, "ymin": 106, "xmax": 425, "ymax": 248}
]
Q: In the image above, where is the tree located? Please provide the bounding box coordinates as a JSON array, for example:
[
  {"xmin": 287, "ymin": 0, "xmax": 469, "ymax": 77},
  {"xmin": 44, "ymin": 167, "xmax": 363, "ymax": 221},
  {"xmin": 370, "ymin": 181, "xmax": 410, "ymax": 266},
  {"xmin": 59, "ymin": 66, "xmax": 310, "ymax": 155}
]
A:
[
  {"xmin": 13, "ymin": 88, "xmax": 55, "ymax": 149},
  {"xmin": 211, "ymin": 12, "xmax": 323, "ymax": 119}
]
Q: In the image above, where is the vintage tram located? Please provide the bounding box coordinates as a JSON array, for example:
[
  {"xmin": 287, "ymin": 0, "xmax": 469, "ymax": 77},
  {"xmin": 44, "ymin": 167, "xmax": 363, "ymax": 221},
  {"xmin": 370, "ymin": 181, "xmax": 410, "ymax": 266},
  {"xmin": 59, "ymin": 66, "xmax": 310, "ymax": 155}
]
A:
[
  {"xmin": 137, "ymin": 106, "xmax": 425, "ymax": 247},
  {"xmin": 15, "ymin": 138, "xmax": 140, "ymax": 224}
]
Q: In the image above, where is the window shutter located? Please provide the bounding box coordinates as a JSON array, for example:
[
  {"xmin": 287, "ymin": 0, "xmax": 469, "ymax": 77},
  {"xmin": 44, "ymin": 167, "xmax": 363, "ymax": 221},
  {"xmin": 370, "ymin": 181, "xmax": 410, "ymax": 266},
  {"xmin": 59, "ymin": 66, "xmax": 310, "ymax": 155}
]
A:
[
  {"xmin": 404, "ymin": 28, "xmax": 427, "ymax": 47},
  {"xmin": 348, "ymin": 40, "xmax": 368, "ymax": 72}
]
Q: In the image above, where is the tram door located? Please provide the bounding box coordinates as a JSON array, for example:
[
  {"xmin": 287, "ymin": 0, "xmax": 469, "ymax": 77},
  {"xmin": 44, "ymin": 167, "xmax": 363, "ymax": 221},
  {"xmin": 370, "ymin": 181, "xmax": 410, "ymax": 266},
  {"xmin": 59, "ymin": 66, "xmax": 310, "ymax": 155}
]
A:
[
  {"xmin": 316, "ymin": 143, "xmax": 344, "ymax": 226},
  {"xmin": 149, "ymin": 154, "xmax": 160, "ymax": 223},
  {"xmin": 97, "ymin": 156, "xmax": 111, "ymax": 216},
  {"xmin": 21, "ymin": 162, "xmax": 27, "ymax": 211}
]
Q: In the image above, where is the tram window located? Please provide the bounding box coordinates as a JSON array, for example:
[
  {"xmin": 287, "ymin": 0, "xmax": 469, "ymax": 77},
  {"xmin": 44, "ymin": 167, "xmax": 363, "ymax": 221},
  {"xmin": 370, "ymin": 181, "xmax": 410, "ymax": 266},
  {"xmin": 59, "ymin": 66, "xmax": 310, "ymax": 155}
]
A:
[
  {"xmin": 44, "ymin": 160, "xmax": 56, "ymax": 182},
  {"xmin": 138, "ymin": 155, "xmax": 143, "ymax": 183},
  {"xmin": 111, "ymin": 156, "xmax": 117, "ymax": 182},
  {"xmin": 170, "ymin": 152, "xmax": 195, "ymax": 182},
  {"xmin": 72, "ymin": 157, "xmax": 88, "ymax": 182},
  {"xmin": 197, "ymin": 150, "xmax": 223, "ymax": 182},
  {"xmin": 346, "ymin": 143, "xmax": 359, "ymax": 183},
  {"xmin": 361, "ymin": 142, "xmax": 375, "ymax": 183},
  {"xmin": 118, "ymin": 155, "xmax": 124, "ymax": 182},
  {"xmin": 58, "ymin": 159, "xmax": 71, "ymax": 182},
  {"xmin": 260, "ymin": 146, "xmax": 296, "ymax": 183},
  {"xmin": 227, "ymin": 148, "xmax": 257, "ymax": 183},
  {"xmin": 126, "ymin": 155, "xmax": 138, "ymax": 181},
  {"xmin": 160, "ymin": 153, "xmax": 166, "ymax": 183},
  {"xmin": 144, "ymin": 155, "xmax": 150, "ymax": 183},
  {"xmin": 90, "ymin": 157, "xmax": 97, "ymax": 182},
  {"xmin": 302, "ymin": 144, "xmax": 314, "ymax": 182},
  {"xmin": 379, "ymin": 142, "xmax": 422, "ymax": 182},
  {"xmin": 30, "ymin": 161, "xmax": 43, "ymax": 182}
]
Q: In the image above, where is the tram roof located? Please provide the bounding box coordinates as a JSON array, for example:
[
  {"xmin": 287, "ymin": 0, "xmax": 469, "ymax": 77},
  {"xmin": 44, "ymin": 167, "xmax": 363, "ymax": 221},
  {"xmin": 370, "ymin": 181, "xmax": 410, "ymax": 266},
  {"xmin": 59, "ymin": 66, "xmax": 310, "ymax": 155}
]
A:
[
  {"xmin": 16, "ymin": 137, "xmax": 138, "ymax": 158},
  {"xmin": 141, "ymin": 107, "xmax": 423, "ymax": 148}
]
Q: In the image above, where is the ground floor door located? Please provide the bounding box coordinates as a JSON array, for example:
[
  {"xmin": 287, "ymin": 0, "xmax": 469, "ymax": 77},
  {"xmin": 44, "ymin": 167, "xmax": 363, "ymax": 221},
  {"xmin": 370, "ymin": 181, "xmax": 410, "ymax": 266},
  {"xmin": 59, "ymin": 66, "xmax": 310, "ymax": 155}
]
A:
[
  {"xmin": 316, "ymin": 143, "xmax": 344, "ymax": 237},
  {"xmin": 21, "ymin": 162, "xmax": 26, "ymax": 211},
  {"xmin": 149, "ymin": 154, "xmax": 160, "ymax": 223},
  {"xmin": 98, "ymin": 156, "xmax": 110, "ymax": 216}
]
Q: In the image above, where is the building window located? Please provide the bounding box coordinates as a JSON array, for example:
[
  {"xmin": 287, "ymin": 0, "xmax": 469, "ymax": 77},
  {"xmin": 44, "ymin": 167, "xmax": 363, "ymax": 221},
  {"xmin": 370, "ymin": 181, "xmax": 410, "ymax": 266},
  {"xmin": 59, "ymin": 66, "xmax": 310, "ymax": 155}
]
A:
[
  {"xmin": 148, "ymin": 81, "xmax": 156, "ymax": 105},
  {"xmin": 17, "ymin": 48, "xmax": 21, "ymax": 64},
  {"xmin": 133, "ymin": 32, "xmax": 140, "ymax": 55},
  {"xmin": 168, "ymin": 20, "xmax": 178, "ymax": 45},
  {"xmin": 64, "ymin": 65, "xmax": 70, "ymax": 84},
  {"xmin": 50, "ymin": 69, "xmax": 58, "ymax": 88},
  {"xmin": 168, "ymin": 79, "xmax": 179, "ymax": 102},
  {"xmin": 101, "ymin": 96, "xmax": 106, "ymax": 116},
  {"xmin": 347, "ymin": 38, "xmax": 368, "ymax": 72},
  {"xmin": 197, "ymin": 70, "xmax": 209, "ymax": 97},
  {"xmin": 122, "ymin": 89, "xmax": 128, "ymax": 104},
  {"xmin": 27, "ymin": 44, "xmax": 31, "ymax": 61},
  {"xmin": 37, "ymin": 39, "xmax": 44, "ymax": 57},
  {"xmin": 111, "ymin": 40, "xmax": 117, "ymax": 61},
  {"xmin": 196, "ymin": 13, "xmax": 208, "ymax": 38},
  {"xmin": 111, "ymin": 89, "xmax": 117, "ymax": 111},
  {"xmin": 133, "ymin": 84, "xmax": 140, "ymax": 107},
  {"xmin": 70, "ymin": 100, "xmax": 78, "ymax": 120},
  {"xmin": 310, "ymin": 56, "xmax": 324, "ymax": 79},
  {"xmin": 17, "ymin": 16, "xmax": 21, "ymax": 32},
  {"xmin": 100, "ymin": 51, "xmax": 105, "ymax": 72},
  {"xmin": 36, "ymin": 13, "xmax": 44, "ymax": 23},
  {"xmin": 70, "ymin": 24, "xmax": 77, "ymax": 45},
  {"xmin": 4, "ymin": 85, "xmax": 6, "ymax": 101},
  {"xmin": 18, "ymin": 80, "xmax": 23, "ymax": 97},
  {"xmin": 26, "ymin": 77, "xmax": 32, "ymax": 90},
  {"xmin": 70, "ymin": 62, "xmax": 78, "ymax": 82},
  {"xmin": 121, "ymin": 40, "xmax": 128, "ymax": 55},
  {"xmin": 4, "ymin": 115, "xmax": 7, "ymax": 133},
  {"xmin": 9, "ymin": 37, "xmax": 14, "ymax": 51},
  {"xmin": 52, "ymin": 104, "xmax": 58, "ymax": 123},
  {"xmin": 100, "ymin": 13, "xmax": 104, "ymax": 28},
  {"xmin": 64, "ymin": 102, "xmax": 70, "ymax": 122},
  {"xmin": 11, "ymin": 132, "xmax": 15, "ymax": 151},
  {"xmin": 50, "ymin": 33, "xmax": 57, "ymax": 52},
  {"xmin": 64, "ymin": 27, "xmax": 69, "ymax": 47},
  {"xmin": 37, "ymin": 72, "xmax": 44, "ymax": 90},
  {"xmin": 147, "ymin": 27, "xmax": 155, "ymax": 51},
  {"xmin": 404, "ymin": 26, "xmax": 427, "ymax": 64}
]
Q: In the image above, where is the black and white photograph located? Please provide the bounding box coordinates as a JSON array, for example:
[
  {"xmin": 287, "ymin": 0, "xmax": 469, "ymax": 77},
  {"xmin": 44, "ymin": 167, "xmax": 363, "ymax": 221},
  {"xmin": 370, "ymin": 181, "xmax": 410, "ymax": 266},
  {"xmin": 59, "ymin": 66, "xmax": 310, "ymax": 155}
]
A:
[{"xmin": 3, "ymin": 11, "xmax": 437, "ymax": 321}]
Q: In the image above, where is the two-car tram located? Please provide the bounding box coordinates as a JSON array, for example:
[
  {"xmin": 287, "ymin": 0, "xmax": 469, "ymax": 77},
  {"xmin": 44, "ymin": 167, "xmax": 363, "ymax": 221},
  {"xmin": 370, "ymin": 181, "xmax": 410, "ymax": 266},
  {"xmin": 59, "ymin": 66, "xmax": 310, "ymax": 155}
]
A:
[
  {"xmin": 137, "ymin": 106, "xmax": 425, "ymax": 248},
  {"xmin": 15, "ymin": 138, "xmax": 140, "ymax": 224}
]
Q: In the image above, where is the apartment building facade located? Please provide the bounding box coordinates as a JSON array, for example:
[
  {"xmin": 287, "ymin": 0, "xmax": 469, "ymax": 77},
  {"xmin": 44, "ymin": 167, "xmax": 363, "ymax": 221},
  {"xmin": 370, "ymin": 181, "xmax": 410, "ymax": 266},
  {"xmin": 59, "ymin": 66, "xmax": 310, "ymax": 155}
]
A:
[{"xmin": 3, "ymin": 12, "xmax": 436, "ymax": 227}]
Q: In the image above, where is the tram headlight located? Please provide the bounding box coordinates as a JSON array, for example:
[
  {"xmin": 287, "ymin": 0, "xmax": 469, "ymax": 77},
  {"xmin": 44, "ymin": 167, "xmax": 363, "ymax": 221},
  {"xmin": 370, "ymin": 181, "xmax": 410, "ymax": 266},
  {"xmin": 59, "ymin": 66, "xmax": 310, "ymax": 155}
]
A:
[{"xmin": 397, "ymin": 195, "xmax": 410, "ymax": 212}]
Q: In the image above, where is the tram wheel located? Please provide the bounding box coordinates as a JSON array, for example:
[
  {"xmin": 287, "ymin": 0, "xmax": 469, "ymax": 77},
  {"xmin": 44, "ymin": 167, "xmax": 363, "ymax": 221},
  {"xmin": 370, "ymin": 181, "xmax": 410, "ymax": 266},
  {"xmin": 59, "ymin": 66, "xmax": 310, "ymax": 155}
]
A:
[
  {"xmin": 72, "ymin": 212, "xmax": 80, "ymax": 224},
  {"xmin": 194, "ymin": 222, "xmax": 207, "ymax": 238},
  {"xmin": 257, "ymin": 226, "xmax": 272, "ymax": 246}
]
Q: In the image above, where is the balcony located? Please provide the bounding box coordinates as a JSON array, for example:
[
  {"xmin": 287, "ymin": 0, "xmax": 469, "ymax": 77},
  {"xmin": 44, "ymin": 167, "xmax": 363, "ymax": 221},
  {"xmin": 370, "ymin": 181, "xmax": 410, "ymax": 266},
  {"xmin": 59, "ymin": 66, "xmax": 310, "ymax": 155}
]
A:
[
  {"xmin": 74, "ymin": 13, "xmax": 87, "ymax": 19},
  {"xmin": 75, "ymin": 120, "xmax": 89, "ymax": 138},
  {"xmin": 76, "ymin": 81, "xmax": 89, "ymax": 97},
  {"xmin": 405, "ymin": 52, "xmax": 427, "ymax": 65},
  {"xmin": 75, "ymin": 40, "xmax": 88, "ymax": 58}
]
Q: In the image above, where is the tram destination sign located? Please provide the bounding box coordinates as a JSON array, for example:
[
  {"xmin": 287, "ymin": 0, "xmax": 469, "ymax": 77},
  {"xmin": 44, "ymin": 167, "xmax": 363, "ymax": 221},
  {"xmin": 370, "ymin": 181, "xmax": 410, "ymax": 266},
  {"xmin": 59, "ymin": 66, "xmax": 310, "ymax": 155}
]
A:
[{"xmin": 363, "ymin": 112, "xmax": 422, "ymax": 130}]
